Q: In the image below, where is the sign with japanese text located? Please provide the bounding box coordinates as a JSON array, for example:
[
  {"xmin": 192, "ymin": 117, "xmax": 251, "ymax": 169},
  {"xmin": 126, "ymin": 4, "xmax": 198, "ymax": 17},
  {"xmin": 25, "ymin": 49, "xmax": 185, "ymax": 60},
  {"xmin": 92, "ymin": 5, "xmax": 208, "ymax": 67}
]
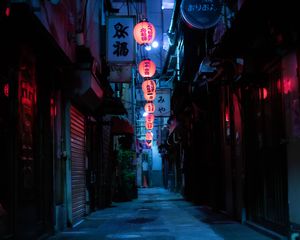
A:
[
  {"xmin": 107, "ymin": 16, "xmax": 135, "ymax": 63},
  {"xmin": 181, "ymin": 0, "xmax": 222, "ymax": 29},
  {"xmin": 154, "ymin": 88, "xmax": 170, "ymax": 117}
]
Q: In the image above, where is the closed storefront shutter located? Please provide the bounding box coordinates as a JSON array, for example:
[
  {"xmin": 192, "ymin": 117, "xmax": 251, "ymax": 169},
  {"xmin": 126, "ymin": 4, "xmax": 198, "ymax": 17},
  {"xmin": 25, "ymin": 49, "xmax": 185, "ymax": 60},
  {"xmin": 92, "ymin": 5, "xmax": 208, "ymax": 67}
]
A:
[{"xmin": 70, "ymin": 106, "xmax": 86, "ymax": 224}]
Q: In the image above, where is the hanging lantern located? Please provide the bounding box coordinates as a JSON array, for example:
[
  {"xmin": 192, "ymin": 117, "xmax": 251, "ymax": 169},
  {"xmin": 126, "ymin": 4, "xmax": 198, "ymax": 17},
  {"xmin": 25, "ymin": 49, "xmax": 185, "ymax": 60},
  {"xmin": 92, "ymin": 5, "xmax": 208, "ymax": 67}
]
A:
[
  {"xmin": 142, "ymin": 80, "xmax": 156, "ymax": 94},
  {"xmin": 144, "ymin": 91, "xmax": 156, "ymax": 101},
  {"xmin": 145, "ymin": 131, "xmax": 153, "ymax": 141},
  {"xmin": 145, "ymin": 139, "xmax": 152, "ymax": 147},
  {"xmin": 144, "ymin": 102, "xmax": 155, "ymax": 113},
  {"xmin": 139, "ymin": 60, "xmax": 156, "ymax": 78},
  {"xmin": 145, "ymin": 121, "xmax": 154, "ymax": 130},
  {"xmin": 145, "ymin": 113, "xmax": 154, "ymax": 123},
  {"xmin": 133, "ymin": 20, "xmax": 156, "ymax": 45}
]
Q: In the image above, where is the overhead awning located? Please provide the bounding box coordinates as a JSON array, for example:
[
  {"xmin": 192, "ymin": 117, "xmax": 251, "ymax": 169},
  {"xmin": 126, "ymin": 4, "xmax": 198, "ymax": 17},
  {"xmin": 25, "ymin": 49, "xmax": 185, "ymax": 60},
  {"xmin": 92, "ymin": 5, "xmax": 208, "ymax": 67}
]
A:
[{"xmin": 111, "ymin": 116, "xmax": 134, "ymax": 135}]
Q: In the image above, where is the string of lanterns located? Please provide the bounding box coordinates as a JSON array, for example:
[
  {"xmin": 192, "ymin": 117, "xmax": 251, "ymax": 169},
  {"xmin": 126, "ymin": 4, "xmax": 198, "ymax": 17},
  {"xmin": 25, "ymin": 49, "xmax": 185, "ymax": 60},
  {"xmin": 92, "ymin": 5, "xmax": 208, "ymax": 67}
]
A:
[{"xmin": 133, "ymin": 19, "xmax": 156, "ymax": 147}]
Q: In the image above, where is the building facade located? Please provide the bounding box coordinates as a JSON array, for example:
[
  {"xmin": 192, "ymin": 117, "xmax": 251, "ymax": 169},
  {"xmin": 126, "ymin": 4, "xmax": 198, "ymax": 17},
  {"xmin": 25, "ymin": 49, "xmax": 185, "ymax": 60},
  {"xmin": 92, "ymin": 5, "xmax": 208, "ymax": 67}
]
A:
[
  {"xmin": 0, "ymin": 1, "xmax": 131, "ymax": 239},
  {"xmin": 161, "ymin": 0, "xmax": 300, "ymax": 238}
]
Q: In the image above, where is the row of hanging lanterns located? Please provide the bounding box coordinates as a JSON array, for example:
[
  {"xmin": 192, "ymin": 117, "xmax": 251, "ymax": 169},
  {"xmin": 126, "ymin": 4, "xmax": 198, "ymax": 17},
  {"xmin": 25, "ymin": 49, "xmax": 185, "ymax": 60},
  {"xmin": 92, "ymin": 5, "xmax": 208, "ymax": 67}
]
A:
[{"xmin": 133, "ymin": 19, "xmax": 156, "ymax": 147}]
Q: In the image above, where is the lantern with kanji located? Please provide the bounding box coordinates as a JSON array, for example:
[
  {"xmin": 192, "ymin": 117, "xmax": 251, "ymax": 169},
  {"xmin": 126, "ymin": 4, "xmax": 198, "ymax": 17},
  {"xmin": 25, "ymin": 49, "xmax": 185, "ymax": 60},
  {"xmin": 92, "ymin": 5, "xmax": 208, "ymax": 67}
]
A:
[
  {"xmin": 133, "ymin": 20, "xmax": 156, "ymax": 45},
  {"xmin": 145, "ymin": 131, "xmax": 153, "ymax": 141},
  {"xmin": 145, "ymin": 113, "xmax": 154, "ymax": 123},
  {"xmin": 144, "ymin": 102, "xmax": 155, "ymax": 113},
  {"xmin": 145, "ymin": 121, "xmax": 154, "ymax": 130},
  {"xmin": 139, "ymin": 59, "xmax": 156, "ymax": 78},
  {"xmin": 142, "ymin": 80, "xmax": 156, "ymax": 94},
  {"xmin": 144, "ymin": 92, "xmax": 156, "ymax": 101}
]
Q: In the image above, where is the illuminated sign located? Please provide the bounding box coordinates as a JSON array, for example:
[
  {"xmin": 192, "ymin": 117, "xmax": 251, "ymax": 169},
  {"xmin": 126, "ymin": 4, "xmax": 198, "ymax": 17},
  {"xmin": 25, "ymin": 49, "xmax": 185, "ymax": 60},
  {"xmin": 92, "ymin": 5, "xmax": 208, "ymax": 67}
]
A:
[{"xmin": 181, "ymin": 0, "xmax": 222, "ymax": 29}]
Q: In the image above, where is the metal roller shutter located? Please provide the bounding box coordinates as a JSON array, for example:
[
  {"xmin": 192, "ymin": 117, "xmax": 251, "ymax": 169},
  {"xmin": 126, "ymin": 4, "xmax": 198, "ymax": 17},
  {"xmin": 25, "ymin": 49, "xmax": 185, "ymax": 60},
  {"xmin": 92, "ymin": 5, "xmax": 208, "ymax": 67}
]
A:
[{"xmin": 70, "ymin": 106, "xmax": 86, "ymax": 225}]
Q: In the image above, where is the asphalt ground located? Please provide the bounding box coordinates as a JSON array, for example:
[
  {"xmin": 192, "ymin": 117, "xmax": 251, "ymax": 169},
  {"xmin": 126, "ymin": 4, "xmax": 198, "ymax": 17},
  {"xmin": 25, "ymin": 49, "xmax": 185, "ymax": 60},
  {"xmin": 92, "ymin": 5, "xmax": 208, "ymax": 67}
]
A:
[{"xmin": 48, "ymin": 187, "xmax": 279, "ymax": 240}]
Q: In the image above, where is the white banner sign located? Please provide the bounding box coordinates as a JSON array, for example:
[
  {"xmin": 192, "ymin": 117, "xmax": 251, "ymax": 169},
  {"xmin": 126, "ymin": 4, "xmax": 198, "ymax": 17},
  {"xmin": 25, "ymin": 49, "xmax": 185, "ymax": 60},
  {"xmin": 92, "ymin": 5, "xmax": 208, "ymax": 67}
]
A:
[
  {"xmin": 154, "ymin": 88, "xmax": 171, "ymax": 117},
  {"xmin": 107, "ymin": 16, "xmax": 135, "ymax": 63}
]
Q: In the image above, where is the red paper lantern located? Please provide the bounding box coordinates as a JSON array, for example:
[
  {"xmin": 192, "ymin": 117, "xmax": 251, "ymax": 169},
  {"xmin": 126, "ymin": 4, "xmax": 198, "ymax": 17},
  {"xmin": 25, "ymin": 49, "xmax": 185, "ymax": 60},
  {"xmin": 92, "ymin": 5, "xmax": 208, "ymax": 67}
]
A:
[
  {"xmin": 145, "ymin": 131, "xmax": 153, "ymax": 140},
  {"xmin": 142, "ymin": 80, "xmax": 156, "ymax": 94},
  {"xmin": 139, "ymin": 60, "xmax": 156, "ymax": 78},
  {"xmin": 133, "ymin": 20, "xmax": 156, "ymax": 45},
  {"xmin": 144, "ymin": 92, "xmax": 156, "ymax": 101},
  {"xmin": 144, "ymin": 102, "xmax": 155, "ymax": 113},
  {"xmin": 145, "ymin": 121, "xmax": 154, "ymax": 130},
  {"xmin": 145, "ymin": 113, "xmax": 154, "ymax": 123},
  {"xmin": 145, "ymin": 139, "xmax": 152, "ymax": 147}
]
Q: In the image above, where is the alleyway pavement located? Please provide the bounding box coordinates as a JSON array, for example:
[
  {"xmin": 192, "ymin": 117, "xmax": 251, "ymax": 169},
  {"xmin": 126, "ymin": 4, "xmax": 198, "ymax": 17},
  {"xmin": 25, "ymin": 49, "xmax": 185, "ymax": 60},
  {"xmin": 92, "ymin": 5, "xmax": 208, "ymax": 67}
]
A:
[{"xmin": 48, "ymin": 188, "xmax": 279, "ymax": 240}]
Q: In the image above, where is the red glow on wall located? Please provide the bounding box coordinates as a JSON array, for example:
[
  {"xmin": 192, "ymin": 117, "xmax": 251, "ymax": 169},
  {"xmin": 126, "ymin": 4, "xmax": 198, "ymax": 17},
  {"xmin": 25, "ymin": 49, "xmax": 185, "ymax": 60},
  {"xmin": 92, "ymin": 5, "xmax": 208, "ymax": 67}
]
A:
[
  {"xmin": 3, "ymin": 83, "xmax": 9, "ymax": 97},
  {"xmin": 21, "ymin": 82, "xmax": 34, "ymax": 106},
  {"xmin": 283, "ymin": 78, "xmax": 291, "ymax": 94},
  {"xmin": 263, "ymin": 88, "xmax": 268, "ymax": 99},
  {"xmin": 276, "ymin": 79, "xmax": 281, "ymax": 92},
  {"xmin": 225, "ymin": 107, "xmax": 229, "ymax": 122},
  {"xmin": 5, "ymin": 7, "xmax": 10, "ymax": 17},
  {"xmin": 50, "ymin": 98, "xmax": 57, "ymax": 117},
  {"xmin": 225, "ymin": 106, "xmax": 230, "ymax": 138},
  {"xmin": 259, "ymin": 87, "xmax": 268, "ymax": 100}
]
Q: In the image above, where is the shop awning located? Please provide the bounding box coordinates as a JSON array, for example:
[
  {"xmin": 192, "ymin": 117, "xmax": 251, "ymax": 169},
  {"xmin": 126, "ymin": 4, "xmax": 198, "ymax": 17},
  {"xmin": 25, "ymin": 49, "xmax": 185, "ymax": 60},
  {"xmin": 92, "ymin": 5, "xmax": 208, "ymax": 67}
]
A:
[{"xmin": 111, "ymin": 116, "xmax": 134, "ymax": 135}]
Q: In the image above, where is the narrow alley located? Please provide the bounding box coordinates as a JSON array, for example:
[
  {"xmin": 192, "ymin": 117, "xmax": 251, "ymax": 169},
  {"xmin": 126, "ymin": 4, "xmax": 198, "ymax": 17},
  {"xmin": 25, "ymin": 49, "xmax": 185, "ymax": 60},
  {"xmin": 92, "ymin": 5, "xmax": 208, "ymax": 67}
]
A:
[
  {"xmin": 48, "ymin": 188, "xmax": 277, "ymax": 240},
  {"xmin": 2, "ymin": 1, "xmax": 300, "ymax": 239}
]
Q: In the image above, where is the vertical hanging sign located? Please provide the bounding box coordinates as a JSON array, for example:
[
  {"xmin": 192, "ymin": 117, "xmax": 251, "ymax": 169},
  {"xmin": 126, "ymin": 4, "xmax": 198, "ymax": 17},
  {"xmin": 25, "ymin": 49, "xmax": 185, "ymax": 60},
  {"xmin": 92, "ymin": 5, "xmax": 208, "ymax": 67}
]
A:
[
  {"xmin": 107, "ymin": 16, "xmax": 136, "ymax": 63},
  {"xmin": 154, "ymin": 88, "xmax": 170, "ymax": 117}
]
